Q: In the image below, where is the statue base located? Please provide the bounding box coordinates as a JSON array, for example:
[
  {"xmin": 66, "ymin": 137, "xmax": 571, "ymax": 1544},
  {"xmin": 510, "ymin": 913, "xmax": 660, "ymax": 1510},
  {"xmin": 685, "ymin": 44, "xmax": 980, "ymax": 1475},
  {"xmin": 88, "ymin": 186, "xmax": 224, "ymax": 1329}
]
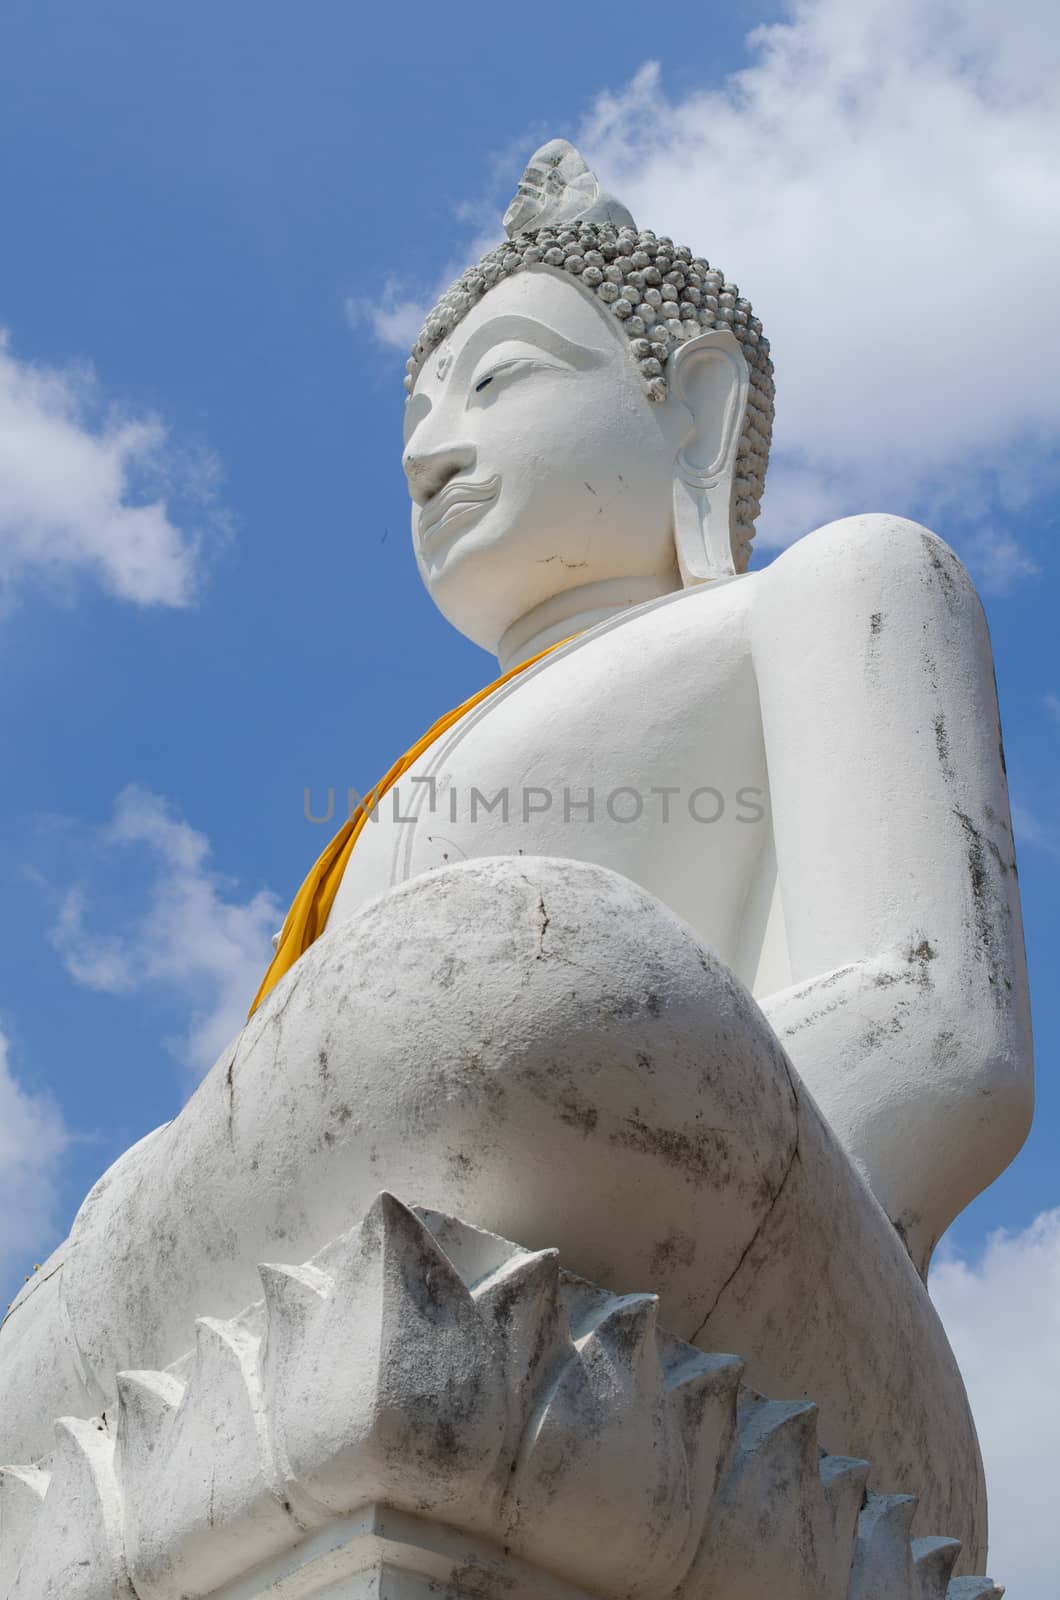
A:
[{"xmin": 0, "ymin": 1194, "xmax": 1003, "ymax": 1600}]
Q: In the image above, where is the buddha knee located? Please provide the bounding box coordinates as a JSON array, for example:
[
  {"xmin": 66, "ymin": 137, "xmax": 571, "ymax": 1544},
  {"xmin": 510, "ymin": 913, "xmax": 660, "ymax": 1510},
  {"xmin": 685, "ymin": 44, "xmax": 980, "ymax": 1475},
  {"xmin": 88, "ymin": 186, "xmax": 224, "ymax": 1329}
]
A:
[
  {"xmin": 5, "ymin": 855, "xmax": 800, "ymax": 1461},
  {"xmin": 242, "ymin": 856, "xmax": 800, "ymax": 1327},
  {"xmin": 290, "ymin": 854, "xmax": 798, "ymax": 1147}
]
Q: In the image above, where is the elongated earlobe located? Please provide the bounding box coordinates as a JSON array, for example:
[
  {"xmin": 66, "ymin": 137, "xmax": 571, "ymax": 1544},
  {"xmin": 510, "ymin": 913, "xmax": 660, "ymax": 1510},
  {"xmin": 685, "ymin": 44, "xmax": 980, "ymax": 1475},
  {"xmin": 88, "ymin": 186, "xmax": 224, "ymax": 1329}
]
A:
[{"xmin": 668, "ymin": 330, "xmax": 749, "ymax": 585}]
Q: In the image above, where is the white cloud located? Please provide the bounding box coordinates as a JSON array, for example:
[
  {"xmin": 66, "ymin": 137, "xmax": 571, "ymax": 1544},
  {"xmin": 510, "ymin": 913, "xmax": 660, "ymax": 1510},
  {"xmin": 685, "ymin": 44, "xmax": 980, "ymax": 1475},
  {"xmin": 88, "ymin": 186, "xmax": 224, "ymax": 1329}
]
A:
[
  {"xmin": 1043, "ymin": 692, "xmax": 1060, "ymax": 724},
  {"xmin": 49, "ymin": 787, "xmax": 281, "ymax": 1078},
  {"xmin": 346, "ymin": 284, "xmax": 433, "ymax": 352},
  {"xmin": 1010, "ymin": 802, "xmax": 1060, "ymax": 859},
  {"xmin": 573, "ymin": 0, "xmax": 1060, "ymax": 564},
  {"xmin": 577, "ymin": 2, "xmax": 1059, "ymax": 472},
  {"xmin": 932, "ymin": 1210, "xmax": 1060, "ymax": 1594},
  {"xmin": 961, "ymin": 530, "xmax": 1041, "ymax": 597},
  {"xmin": 0, "ymin": 1027, "xmax": 70, "ymax": 1296},
  {"xmin": 347, "ymin": 224, "xmax": 503, "ymax": 354},
  {"xmin": 0, "ymin": 329, "xmax": 223, "ymax": 610}
]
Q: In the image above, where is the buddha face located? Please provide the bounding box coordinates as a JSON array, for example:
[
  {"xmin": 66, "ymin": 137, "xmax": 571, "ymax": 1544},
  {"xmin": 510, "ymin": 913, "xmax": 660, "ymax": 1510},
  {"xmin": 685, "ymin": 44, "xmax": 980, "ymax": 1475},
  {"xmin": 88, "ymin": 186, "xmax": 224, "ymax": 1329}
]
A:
[{"xmin": 403, "ymin": 269, "xmax": 687, "ymax": 652}]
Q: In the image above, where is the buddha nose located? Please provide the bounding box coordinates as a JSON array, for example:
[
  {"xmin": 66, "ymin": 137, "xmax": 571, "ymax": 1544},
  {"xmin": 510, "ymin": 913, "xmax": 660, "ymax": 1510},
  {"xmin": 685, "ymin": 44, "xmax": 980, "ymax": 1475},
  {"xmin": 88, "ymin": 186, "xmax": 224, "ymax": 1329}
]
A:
[{"xmin": 403, "ymin": 439, "xmax": 477, "ymax": 508}]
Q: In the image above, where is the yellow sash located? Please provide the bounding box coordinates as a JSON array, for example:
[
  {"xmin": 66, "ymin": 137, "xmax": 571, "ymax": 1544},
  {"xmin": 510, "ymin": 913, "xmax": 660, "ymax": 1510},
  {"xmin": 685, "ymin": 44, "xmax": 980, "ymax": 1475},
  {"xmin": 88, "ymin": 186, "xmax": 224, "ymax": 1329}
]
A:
[{"xmin": 248, "ymin": 637, "xmax": 567, "ymax": 1016}]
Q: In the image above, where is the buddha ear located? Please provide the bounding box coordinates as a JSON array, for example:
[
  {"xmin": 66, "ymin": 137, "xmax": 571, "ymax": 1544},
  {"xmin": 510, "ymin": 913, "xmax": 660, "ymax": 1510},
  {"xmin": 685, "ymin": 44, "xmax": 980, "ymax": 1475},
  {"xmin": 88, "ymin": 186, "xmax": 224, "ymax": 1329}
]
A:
[{"xmin": 667, "ymin": 329, "xmax": 749, "ymax": 586}]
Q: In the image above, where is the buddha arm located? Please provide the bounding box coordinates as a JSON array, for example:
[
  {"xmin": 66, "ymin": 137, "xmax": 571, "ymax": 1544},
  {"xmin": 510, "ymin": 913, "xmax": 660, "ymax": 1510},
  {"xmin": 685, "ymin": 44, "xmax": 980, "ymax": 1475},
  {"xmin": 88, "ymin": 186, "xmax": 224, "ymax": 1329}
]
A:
[{"xmin": 749, "ymin": 514, "xmax": 1033, "ymax": 1273}]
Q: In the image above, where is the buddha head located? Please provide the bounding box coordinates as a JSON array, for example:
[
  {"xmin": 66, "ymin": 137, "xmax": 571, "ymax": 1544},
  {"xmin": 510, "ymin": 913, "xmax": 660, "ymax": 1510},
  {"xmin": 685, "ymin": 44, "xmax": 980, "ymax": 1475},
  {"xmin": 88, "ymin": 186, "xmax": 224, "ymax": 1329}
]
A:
[{"xmin": 402, "ymin": 141, "xmax": 774, "ymax": 658}]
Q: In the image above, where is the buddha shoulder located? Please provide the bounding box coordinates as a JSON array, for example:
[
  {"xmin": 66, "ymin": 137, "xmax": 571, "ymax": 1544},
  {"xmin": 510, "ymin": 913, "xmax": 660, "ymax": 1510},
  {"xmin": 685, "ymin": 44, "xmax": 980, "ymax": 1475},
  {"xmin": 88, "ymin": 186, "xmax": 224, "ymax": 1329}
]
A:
[
  {"xmin": 621, "ymin": 516, "xmax": 983, "ymax": 690},
  {"xmin": 752, "ymin": 514, "xmax": 981, "ymax": 621}
]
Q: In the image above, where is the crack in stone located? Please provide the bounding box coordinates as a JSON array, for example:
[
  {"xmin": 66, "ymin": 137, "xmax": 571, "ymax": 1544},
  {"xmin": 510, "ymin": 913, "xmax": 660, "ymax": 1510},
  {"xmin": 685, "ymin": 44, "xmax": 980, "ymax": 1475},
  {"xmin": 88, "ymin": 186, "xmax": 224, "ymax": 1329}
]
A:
[
  {"xmin": 225, "ymin": 1051, "xmax": 237, "ymax": 1149},
  {"xmin": 1, "ymin": 1259, "xmax": 65, "ymax": 1326},
  {"xmin": 688, "ymin": 1051, "xmax": 802, "ymax": 1345},
  {"xmin": 688, "ymin": 1122, "xmax": 801, "ymax": 1347},
  {"xmin": 536, "ymin": 893, "xmax": 550, "ymax": 959}
]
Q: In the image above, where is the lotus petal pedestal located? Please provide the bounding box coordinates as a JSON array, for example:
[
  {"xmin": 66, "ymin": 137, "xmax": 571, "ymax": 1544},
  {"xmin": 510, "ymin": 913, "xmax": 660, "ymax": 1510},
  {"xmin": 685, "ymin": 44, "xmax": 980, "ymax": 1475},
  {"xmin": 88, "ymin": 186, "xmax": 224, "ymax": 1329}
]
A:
[{"xmin": 0, "ymin": 1195, "xmax": 1004, "ymax": 1600}]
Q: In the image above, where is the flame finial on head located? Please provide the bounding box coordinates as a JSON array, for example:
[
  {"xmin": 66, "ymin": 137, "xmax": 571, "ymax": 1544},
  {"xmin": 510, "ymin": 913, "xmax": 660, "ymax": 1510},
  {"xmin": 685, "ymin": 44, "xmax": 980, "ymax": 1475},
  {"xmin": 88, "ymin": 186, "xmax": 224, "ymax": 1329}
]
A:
[{"xmin": 502, "ymin": 139, "xmax": 637, "ymax": 236}]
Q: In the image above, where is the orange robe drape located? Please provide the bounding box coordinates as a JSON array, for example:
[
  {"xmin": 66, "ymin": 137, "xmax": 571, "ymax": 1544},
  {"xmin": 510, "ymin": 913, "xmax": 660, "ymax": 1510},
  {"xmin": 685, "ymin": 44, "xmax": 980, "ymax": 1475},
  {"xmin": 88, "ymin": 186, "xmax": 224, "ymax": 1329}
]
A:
[{"xmin": 248, "ymin": 638, "xmax": 566, "ymax": 1017}]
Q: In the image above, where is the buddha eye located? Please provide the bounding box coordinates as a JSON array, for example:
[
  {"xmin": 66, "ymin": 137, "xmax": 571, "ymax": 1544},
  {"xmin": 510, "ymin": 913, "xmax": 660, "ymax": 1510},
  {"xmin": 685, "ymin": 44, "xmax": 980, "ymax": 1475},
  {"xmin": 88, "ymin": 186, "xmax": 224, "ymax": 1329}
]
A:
[{"xmin": 468, "ymin": 357, "xmax": 537, "ymax": 404}]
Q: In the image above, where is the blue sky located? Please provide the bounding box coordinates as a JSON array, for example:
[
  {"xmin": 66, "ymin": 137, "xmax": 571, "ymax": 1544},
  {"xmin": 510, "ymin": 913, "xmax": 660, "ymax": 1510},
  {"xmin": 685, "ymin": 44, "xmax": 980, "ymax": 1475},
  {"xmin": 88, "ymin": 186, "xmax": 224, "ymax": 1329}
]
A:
[{"xmin": 0, "ymin": 0, "xmax": 1057, "ymax": 1587}]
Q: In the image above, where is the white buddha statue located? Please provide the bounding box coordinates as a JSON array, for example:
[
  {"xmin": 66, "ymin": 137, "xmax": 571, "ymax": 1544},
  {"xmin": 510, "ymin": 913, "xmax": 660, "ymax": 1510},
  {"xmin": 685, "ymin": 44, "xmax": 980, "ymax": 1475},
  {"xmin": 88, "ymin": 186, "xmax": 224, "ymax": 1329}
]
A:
[
  {"xmin": 0, "ymin": 142, "xmax": 1032, "ymax": 1573},
  {"xmin": 327, "ymin": 137, "xmax": 1031, "ymax": 1271}
]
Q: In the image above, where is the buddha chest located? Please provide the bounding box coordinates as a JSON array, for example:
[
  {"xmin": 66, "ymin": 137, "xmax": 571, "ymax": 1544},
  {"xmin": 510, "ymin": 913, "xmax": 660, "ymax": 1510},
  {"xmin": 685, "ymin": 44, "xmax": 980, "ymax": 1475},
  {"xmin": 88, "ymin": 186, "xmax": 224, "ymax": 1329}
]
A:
[{"xmin": 327, "ymin": 579, "xmax": 772, "ymax": 983}]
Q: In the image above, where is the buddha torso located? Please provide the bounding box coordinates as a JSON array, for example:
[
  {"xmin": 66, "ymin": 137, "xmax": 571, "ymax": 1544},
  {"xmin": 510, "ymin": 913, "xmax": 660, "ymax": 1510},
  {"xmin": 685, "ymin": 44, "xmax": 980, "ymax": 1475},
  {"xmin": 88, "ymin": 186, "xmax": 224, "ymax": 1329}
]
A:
[{"xmin": 328, "ymin": 577, "xmax": 789, "ymax": 995}]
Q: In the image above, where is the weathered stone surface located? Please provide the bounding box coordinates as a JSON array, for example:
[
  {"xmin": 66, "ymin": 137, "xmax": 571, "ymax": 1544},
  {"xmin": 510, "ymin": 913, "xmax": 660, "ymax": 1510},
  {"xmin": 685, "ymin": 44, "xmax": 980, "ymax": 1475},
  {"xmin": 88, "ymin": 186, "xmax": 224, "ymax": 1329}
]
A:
[
  {"xmin": 0, "ymin": 856, "xmax": 986, "ymax": 1565},
  {"xmin": 0, "ymin": 1198, "xmax": 1005, "ymax": 1600}
]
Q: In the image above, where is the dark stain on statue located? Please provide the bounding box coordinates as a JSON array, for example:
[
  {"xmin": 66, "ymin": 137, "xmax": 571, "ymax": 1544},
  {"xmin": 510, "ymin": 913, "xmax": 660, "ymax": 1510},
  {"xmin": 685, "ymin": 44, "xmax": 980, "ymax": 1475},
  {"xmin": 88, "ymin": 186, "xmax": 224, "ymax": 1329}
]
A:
[
  {"xmin": 536, "ymin": 892, "xmax": 550, "ymax": 959},
  {"xmin": 931, "ymin": 1030, "xmax": 958, "ymax": 1070},
  {"xmin": 557, "ymin": 1095, "xmax": 599, "ymax": 1135},
  {"xmin": 614, "ymin": 1115, "xmax": 734, "ymax": 1188},
  {"xmin": 446, "ymin": 1560, "xmax": 515, "ymax": 1600},
  {"xmin": 954, "ymin": 809, "xmax": 986, "ymax": 899},
  {"xmin": 523, "ymin": 1057, "xmax": 601, "ymax": 1136},
  {"xmin": 992, "ymin": 664, "xmax": 1008, "ymax": 776},
  {"xmin": 891, "ymin": 1208, "xmax": 922, "ymax": 1264},
  {"xmin": 225, "ymin": 1051, "xmax": 237, "ymax": 1147},
  {"xmin": 920, "ymin": 532, "xmax": 961, "ymax": 613},
  {"xmin": 600, "ymin": 1298, "xmax": 654, "ymax": 1360},
  {"xmin": 482, "ymin": 1271, "xmax": 523, "ymax": 1332},
  {"xmin": 650, "ymin": 1229, "xmax": 696, "ymax": 1278},
  {"xmin": 952, "ymin": 807, "xmax": 1009, "ymax": 1000},
  {"xmin": 447, "ymin": 1148, "xmax": 473, "ymax": 1184},
  {"xmin": 984, "ymin": 834, "xmax": 1010, "ymax": 879},
  {"xmin": 866, "ymin": 612, "xmax": 885, "ymax": 680},
  {"xmin": 455, "ymin": 1053, "xmax": 507, "ymax": 1118},
  {"xmin": 536, "ymin": 552, "xmax": 589, "ymax": 569},
  {"xmin": 859, "ymin": 1007, "xmax": 909, "ymax": 1052},
  {"xmin": 613, "ymin": 988, "xmax": 664, "ymax": 1020},
  {"xmin": 908, "ymin": 937, "xmax": 937, "ymax": 990},
  {"xmin": 870, "ymin": 940, "xmax": 935, "ymax": 995},
  {"xmin": 778, "ymin": 980, "xmax": 853, "ymax": 1036},
  {"xmin": 933, "ymin": 713, "xmax": 954, "ymax": 783}
]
